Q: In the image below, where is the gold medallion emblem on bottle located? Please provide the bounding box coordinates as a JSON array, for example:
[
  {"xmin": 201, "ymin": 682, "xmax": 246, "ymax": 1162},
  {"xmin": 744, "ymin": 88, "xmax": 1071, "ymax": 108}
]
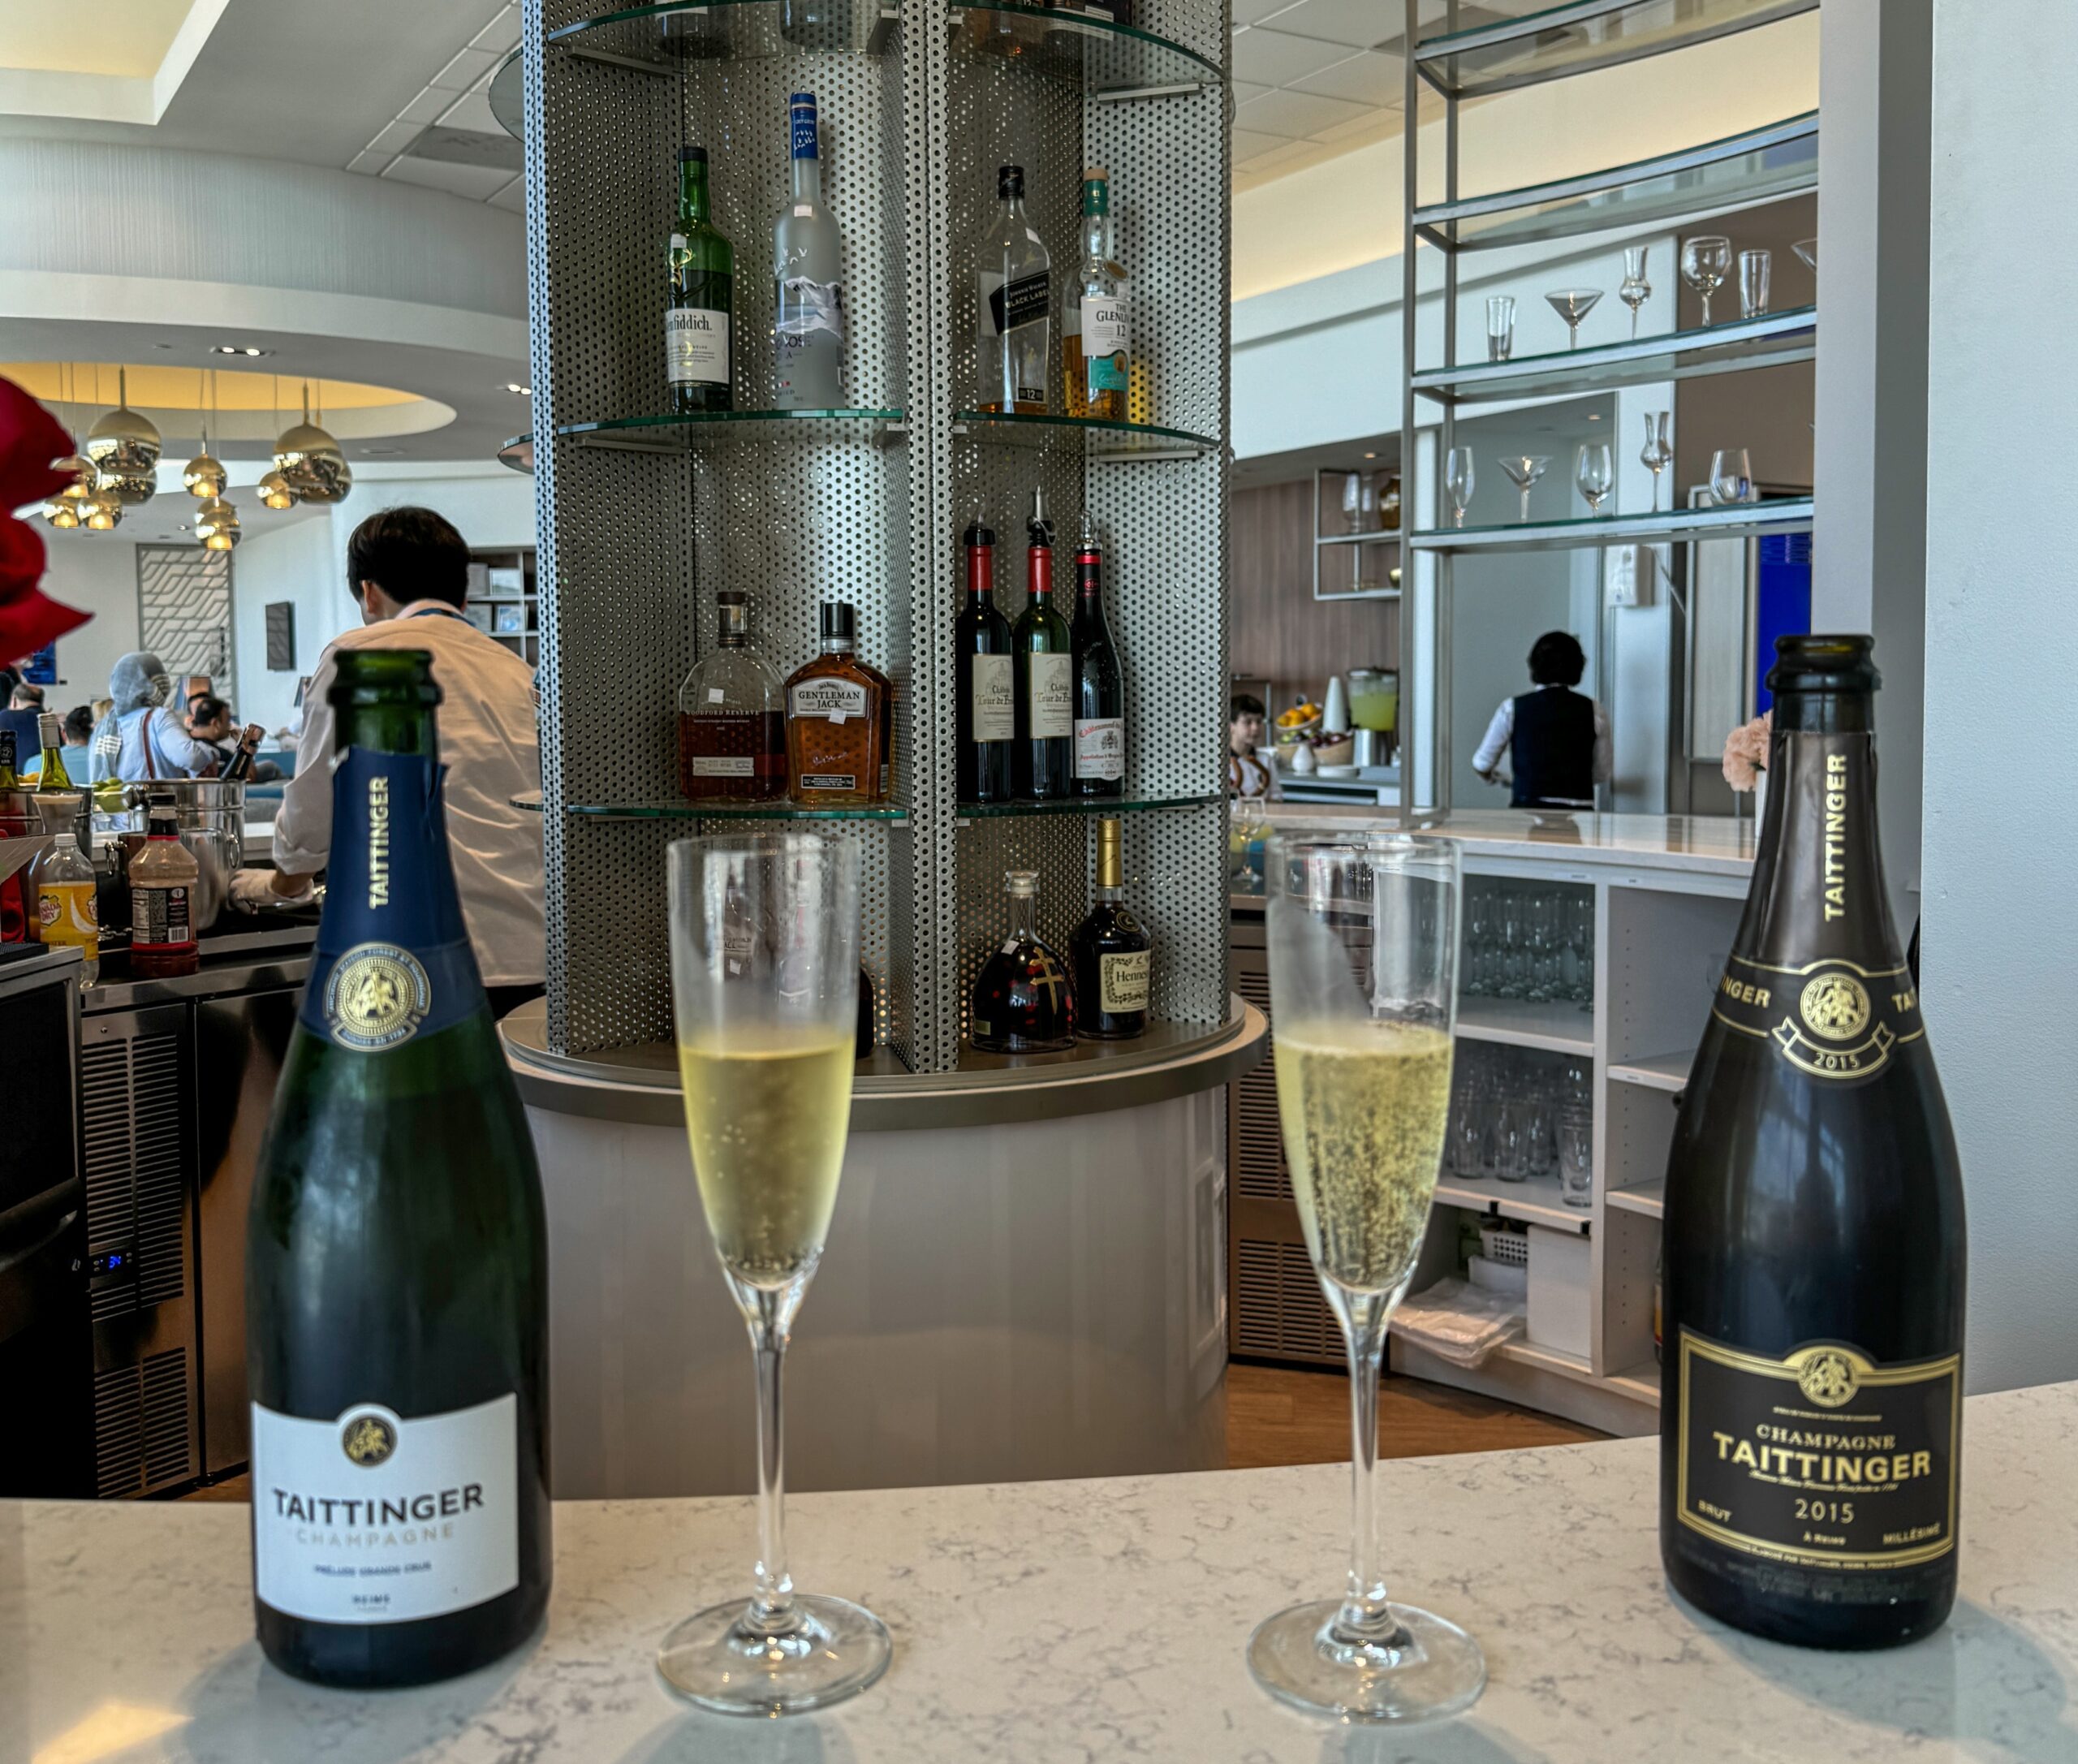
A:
[{"xmin": 324, "ymin": 942, "xmax": 433, "ymax": 1050}]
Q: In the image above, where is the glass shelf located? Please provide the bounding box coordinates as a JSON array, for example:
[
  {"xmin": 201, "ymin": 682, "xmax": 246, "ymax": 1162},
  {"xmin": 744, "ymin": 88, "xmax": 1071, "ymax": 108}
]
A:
[
  {"xmin": 1416, "ymin": 0, "xmax": 1815, "ymax": 101},
  {"xmin": 515, "ymin": 794, "xmax": 908, "ymax": 822},
  {"xmin": 957, "ymin": 791, "xmax": 1218, "ymax": 819},
  {"xmin": 557, "ymin": 409, "xmax": 906, "ymax": 451},
  {"xmin": 946, "ymin": 5, "xmax": 1222, "ymax": 98},
  {"xmin": 490, "ymin": 46, "xmax": 522, "ymax": 138},
  {"xmin": 1408, "ymin": 496, "xmax": 1813, "ymax": 556},
  {"xmin": 498, "ymin": 433, "xmax": 533, "ymax": 473},
  {"xmin": 1412, "ymin": 307, "xmax": 1814, "ymax": 408},
  {"xmin": 1412, "ymin": 112, "xmax": 1816, "ymax": 252},
  {"xmin": 951, "ymin": 411, "xmax": 1218, "ymax": 461},
  {"xmin": 557, "ymin": 2, "xmax": 899, "ymax": 61}
]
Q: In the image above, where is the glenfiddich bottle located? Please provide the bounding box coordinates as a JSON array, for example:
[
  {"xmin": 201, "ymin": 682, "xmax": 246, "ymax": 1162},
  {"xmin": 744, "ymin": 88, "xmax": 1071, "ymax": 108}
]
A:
[
  {"xmin": 1660, "ymin": 634, "xmax": 1965, "ymax": 1650},
  {"xmin": 247, "ymin": 650, "xmax": 550, "ymax": 1688}
]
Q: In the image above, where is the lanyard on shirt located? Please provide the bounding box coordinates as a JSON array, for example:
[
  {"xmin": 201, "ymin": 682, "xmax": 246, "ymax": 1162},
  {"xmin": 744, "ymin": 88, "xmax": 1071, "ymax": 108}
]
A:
[{"xmin": 403, "ymin": 605, "xmax": 466, "ymax": 620}]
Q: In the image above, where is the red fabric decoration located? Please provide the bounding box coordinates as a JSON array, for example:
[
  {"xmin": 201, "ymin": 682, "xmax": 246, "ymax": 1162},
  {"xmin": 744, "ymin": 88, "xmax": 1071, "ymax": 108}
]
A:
[
  {"xmin": 0, "ymin": 374, "xmax": 93, "ymax": 666},
  {"xmin": 0, "ymin": 376, "xmax": 75, "ymax": 509}
]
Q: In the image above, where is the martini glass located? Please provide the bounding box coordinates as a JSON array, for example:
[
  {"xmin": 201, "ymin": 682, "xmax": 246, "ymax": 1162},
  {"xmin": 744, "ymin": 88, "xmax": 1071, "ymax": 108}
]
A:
[
  {"xmin": 1543, "ymin": 288, "xmax": 1602, "ymax": 351},
  {"xmin": 1680, "ymin": 235, "xmax": 1731, "ymax": 326},
  {"xmin": 1792, "ymin": 237, "xmax": 1817, "ymax": 274},
  {"xmin": 1496, "ymin": 455, "xmax": 1550, "ymax": 523},
  {"xmin": 1640, "ymin": 413, "xmax": 1671, "ymax": 513}
]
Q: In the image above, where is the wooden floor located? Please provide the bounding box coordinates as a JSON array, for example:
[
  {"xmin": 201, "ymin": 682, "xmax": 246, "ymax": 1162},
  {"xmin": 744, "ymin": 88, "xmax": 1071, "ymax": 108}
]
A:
[{"xmin": 182, "ymin": 1369, "xmax": 1599, "ymax": 1502}]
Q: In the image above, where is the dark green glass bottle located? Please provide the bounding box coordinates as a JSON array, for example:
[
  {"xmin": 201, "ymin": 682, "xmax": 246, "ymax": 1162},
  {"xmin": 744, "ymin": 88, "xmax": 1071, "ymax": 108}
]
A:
[
  {"xmin": 668, "ymin": 144, "xmax": 734, "ymax": 414},
  {"xmin": 246, "ymin": 650, "xmax": 550, "ymax": 1689},
  {"xmin": 1660, "ymin": 634, "xmax": 1966, "ymax": 1650},
  {"xmin": 1012, "ymin": 487, "xmax": 1072, "ymax": 800}
]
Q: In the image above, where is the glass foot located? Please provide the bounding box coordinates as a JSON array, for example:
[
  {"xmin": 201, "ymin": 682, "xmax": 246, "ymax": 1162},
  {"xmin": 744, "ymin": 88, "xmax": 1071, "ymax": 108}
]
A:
[
  {"xmin": 1248, "ymin": 1599, "xmax": 1486, "ymax": 1725},
  {"xmin": 658, "ymin": 1594, "xmax": 891, "ymax": 1717}
]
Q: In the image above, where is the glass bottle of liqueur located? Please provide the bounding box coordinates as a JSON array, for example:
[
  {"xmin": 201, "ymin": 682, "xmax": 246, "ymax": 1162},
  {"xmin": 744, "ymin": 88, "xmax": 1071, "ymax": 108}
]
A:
[
  {"xmin": 1012, "ymin": 489, "xmax": 1072, "ymax": 799},
  {"xmin": 128, "ymin": 804, "xmax": 199, "ymax": 979},
  {"xmin": 955, "ymin": 516, "xmax": 1014, "ymax": 804},
  {"xmin": 773, "ymin": 93, "xmax": 844, "ymax": 411},
  {"xmin": 0, "ymin": 731, "xmax": 26, "ymax": 942},
  {"xmin": 969, "ymin": 870, "xmax": 1075, "ymax": 1054},
  {"xmin": 37, "ymin": 831, "xmax": 98, "ymax": 985},
  {"xmin": 785, "ymin": 602, "xmax": 891, "ymax": 805},
  {"xmin": 1070, "ymin": 510, "xmax": 1124, "ymax": 796},
  {"xmin": 1062, "ymin": 168, "xmax": 1129, "ymax": 421},
  {"xmin": 222, "ymin": 722, "xmax": 265, "ymax": 784},
  {"xmin": 247, "ymin": 651, "xmax": 550, "ymax": 1689},
  {"xmin": 1660, "ymin": 634, "xmax": 1965, "ymax": 1651},
  {"xmin": 678, "ymin": 590, "xmax": 787, "ymax": 801},
  {"xmin": 975, "ymin": 165, "xmax": 1050, "ymax": 415},
  {"xmin": 1070, "ymin": 817, "xmax": 1149, "ymax": 1039},
  {"xmin": 667, "ymin": 144, "xmax": 734, "ymax": 414}
]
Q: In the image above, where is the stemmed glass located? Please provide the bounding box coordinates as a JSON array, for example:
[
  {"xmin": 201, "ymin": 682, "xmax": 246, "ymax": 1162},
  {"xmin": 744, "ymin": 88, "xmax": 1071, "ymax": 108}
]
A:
[
  {"xmin": 1709, "ymin": 447, "xmax": 1754, "ymax": 506},
  {"xmin": 1341, "ymin": 472, "xmax": 1364, "ymax": 535},
  {"xmin": 1576, "ymin": 442, "xmax": 1614, "ymax": 518},
  {"xmin": 1640, "ymin": 412, "xmax": 1672, "ymax": 513},
  {"xmin": 1792, "ymin": 237, "xmax": 1817, "ymax": 274},
  {"xmin": 1618, "ymin": 245, "xmax": 1651, "ymax": 339},
  {"xmin": 1252, "ymin": 833, "xmax": 1485, "ymax": 1724},
  {"xmin": 1444, "ymin": 447, "xmax": 1476, "ymax": 528},
  {"xmin": 1680, "ymin": 235, "xmax": 1732, "ymax": 326},
  {"xmin": 661, "ymin": 833, "xmax": 892, "ymax": 1716},
  {"xmin": 1496, "ymin": 454, "xmax": 1550, "ymax": 523},
  {"xmin": 1543, "ymin": 287, "xmax": 1602, "ymax": 350}
]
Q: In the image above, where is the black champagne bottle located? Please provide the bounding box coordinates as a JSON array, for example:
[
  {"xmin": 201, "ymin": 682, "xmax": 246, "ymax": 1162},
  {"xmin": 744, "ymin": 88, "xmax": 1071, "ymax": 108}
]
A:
[
  {"xmin": 246, "ymin": 649, "xmax": 551, "ymax": 1688},
  {"xmin": 1011, "ymin": 489, "xmax": 1073, "ymax": 800},
  {"xmin": 1659, "ymin": 634, "xmax": 1965, "ymax": 1650},
  {"xmin": 1070, "ymin": 510, "xmax": 1124, "ymax": 798},
  {"xmin": 955, "ymin": 518, "xmax": 1014, "ymax": 803}
]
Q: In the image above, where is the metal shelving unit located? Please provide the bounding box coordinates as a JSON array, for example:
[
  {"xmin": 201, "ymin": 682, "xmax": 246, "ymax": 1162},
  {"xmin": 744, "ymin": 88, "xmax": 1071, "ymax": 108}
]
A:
[{"xmin": 1398, "ymin": 0, "xmax": 1817, "ymax": 817}]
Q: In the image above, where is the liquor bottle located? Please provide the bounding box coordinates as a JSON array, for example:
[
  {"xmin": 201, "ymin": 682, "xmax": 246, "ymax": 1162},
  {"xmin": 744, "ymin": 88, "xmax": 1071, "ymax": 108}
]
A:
[
  {"xmin": 1062, "ymin": 168, "xmax": 1129, "ymax": 421},
  {"xmin": 856, "ymin": 965, "xmax": 875, "ymax": 1060},
  {"xmin": 1070, "ymin": 510, "xmax": 1124, "ymax": 796},
  {"xmin": 1070, "ymin": 817, "xmax": 1149, "ymax": 1039},
  {"xmin": 36, "ymin": 831, "xmax": 98, "ymax": 986},
  {"xmin": 678, "ymin": 590, "xmax": 787, "ymax": 801},
  {"xmin": 785, "ymin": 602, "xmax": 891, "ymax": 805},
  {"xmin": 975, "ymin": 165, "xmax": 1050, "ymax": 415},
  {"xmin": 969, "ymin": 870, "xmax": 1075, "ymax": 1054},
  {"xmin": 128, "ymin": 804, "xmax": 200, "ymax": 978},
  {"xmin": 773, "ymin": 93, "xmax": 844, "ymax": 410},
  {"xmin": 33, "ymin": 711, "xmax": 72, "ymax": 791},
  {"xmin": 955, "ymin": 515, "xmax": 1014, "ymax": 804},
  {"xmin": 1660, "ymin": 634, "xmax": 1965, "ymax": 1650},
  {"xmin": 0, "ymin": 731, "xmax": 26, "ymax": 943},
  {"xmin": 247, "ymin": 649, "xmax": 550, "ymax": 1689},
  {"xmin": 221, "ymin": 722, "xmax": 265, "ymax": 784},
  {"xmin": 1012, "ymin": 489, "xmax": 1072, "ymax": 799},
  {"xmin": 667, "ymin": 144, "xmax": 734, "ymax": 414}
]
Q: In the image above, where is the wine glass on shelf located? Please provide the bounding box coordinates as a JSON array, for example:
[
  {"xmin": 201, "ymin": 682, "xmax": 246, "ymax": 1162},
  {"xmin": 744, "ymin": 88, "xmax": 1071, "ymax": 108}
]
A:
[
  {"xmin": 1544, "ymin": 287, "xmax": 1603, "ymax": 351},
  {"xmin": 1738, "ymin": 248, "xmax": 1772, "ymax": 319},
  {"xmin": 1640, "ymin": 412, "xmax": 1672, "ymax": 513},
  {"xmin": 1485, "ymin": 295, "xmax": 1515, "ymax": 363},
  {"xmin": 1709, "ymin": 447, "xmax": 1754, "ymax": 506},
  {"xmin": 1680, "ymin": 235, "xmax": 1732, "ymax": 326},
  {"xmin": 1444, "ymin": 448, "xmax": 1476, "ymax": 528},
  {"xmin": 1576, "ymin": 442, "xmax": 1614, "ymax": 518},
  {"xmin": 1792, "ymin": 237, "xmax": 1817, "ymax": 274},
  {"xmin": 1252, "ymin": 832, "xmax": 1485, "ymax": 1724},
  {"xmin": 1496, "ymin": 454, "xmax": 1550, "ymax": 524},
  {"xmin": 1618, "ymin": 245, "xmax": 1651, "ymax": 339},
  {"xmin": 1340, "ymin": 472, "xmax": 1363, "ymax": 536},
  {"xmin": 660, "ymin": 832, "xmax": 892, "ymax": 1717}
]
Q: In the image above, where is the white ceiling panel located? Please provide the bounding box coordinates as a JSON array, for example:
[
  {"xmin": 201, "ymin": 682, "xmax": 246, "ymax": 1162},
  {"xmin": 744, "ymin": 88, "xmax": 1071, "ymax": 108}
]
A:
[
  {"xmin": 1291, "ymin": 49, "xmax": 1407, "ymax": 107},
  {"xmin": 1259, "ymin": 0, "xmax": 1398, "ymax": 50},
  {"xmin": 1230, "ymin": 25, "xmax": 1357, "ymax": 87},
  {"xmin": 1238, "ymin": 85, "xmax": 1375, "ymax": 140},
  {"xmin": 383, "ymin": 156, "xmax": 511, "ymax": 201},
  {"xmin": 1232, "ymin": 127, "xmax": 1302, "ymax": 159},
  {"xmin": 487, "ymin": 176, "xmax": 527, "ymax": 213}
]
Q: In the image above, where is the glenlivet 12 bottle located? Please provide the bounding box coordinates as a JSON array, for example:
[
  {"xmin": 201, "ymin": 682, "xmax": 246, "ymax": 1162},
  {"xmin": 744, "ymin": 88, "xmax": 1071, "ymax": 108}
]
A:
[
  {"xmin": 247, "ymin": 650, "xmax": 550, "ymax": 1688},
  {"xmin": 1660, "ymin": 633, "xmax": 1965, "ymax": 1650}
]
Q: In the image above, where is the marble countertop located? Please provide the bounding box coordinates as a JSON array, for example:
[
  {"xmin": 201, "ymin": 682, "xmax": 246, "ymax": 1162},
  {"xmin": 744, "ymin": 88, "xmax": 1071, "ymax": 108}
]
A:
[
  {"xmin": 1244, "ymin": 806, "xmax": 1758, "ymax": 878},
  {"xmin": 2, "ymin": 1382, "xmax": 2071, "ymax": 1763}
]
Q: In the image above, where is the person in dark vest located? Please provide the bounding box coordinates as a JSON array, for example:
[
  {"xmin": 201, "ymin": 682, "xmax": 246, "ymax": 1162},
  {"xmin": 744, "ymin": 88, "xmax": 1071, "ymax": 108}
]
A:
[{"xmin": 1472, "ymin": 630, "xmax": 1610, "ymax": 810}]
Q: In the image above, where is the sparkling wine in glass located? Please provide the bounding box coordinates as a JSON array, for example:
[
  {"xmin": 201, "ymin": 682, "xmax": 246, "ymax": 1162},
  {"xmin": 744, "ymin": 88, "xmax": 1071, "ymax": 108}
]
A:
[
  {"xmin": 1249, "ymin": 833, "xmax": 1484, "ymax": 1725},
  {"xmin": 660, "ymin": 832, "xmax": 891, "ymax": 1717},
  {"xmin": 1618, "ymin": 245, "xmax": 1651, "ymax": 339},
  {"xmin": 1709, "ymin": 447, "xmax": 1754, "ymax": 506},
  {"xmin": 1496, "ymin": 454, "xmax": 1550, "ymax": 523},
  {"xmin": 1543, "ymin": 287, "xmax": 1602, "ymax": 351},
  {"xmin": 1576, "ymin": 442, "xmax": 1614, "ymax": 518},
  {"xmin": 1444, "ymin": 447, "xmax": 1476, "ymax": 529},
  {"xmin": 1640, "ymin": 412, "xmax": 1672, "ymax": 513},
  {"xmin": 1680, "ymin": 235, "xmax": 1731, "ymax": 326}
]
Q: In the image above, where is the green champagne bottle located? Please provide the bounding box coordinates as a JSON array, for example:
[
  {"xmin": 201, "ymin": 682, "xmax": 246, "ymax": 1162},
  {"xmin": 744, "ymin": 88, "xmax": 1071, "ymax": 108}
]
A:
[{"xmin": 246, "ymin": 650, "xmax": 550, "ymax": 1688}]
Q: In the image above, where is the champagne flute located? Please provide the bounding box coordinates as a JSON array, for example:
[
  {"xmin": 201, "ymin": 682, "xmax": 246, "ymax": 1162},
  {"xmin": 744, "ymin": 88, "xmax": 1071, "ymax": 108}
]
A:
[
  {"xmin": 1680, "ymin": 235, "xmax": 1731, "ymax": 326},
  {"xmin": 1576, "ymin": 442, "xmax": 1614, "ymax": 518},
  {"xmin": 1249, "ymin": 832, "xmax": 1483, "ymax": 1724},
  {"xmin": 1443, "ymin": 447, "xmax": 1475, "ymax": 529},
  {"xmin": 661, "ymin": 832, "xmax": 891, "ymax": 1716},
  {"xmin": 1496, "ymin": 453, "xmax": 1550, "ymax": 523},
  {"xmin": 1543, "ymin": 287, "xmax": 1602, "ymax": 351},
  {"xmin": 1618, "ymin": 244, "xmax": 1651, "ymax": 339},
  {"xmin": 1640, "ymin": 412, "xmax": 1672, "ymax": 513}
]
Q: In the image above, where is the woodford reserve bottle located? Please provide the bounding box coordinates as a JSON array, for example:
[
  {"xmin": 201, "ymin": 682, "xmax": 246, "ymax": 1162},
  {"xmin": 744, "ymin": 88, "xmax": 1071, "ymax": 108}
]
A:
[{"xmin": 1660, "ymin": 634, "xmax": 1965, "ymax": 1650}]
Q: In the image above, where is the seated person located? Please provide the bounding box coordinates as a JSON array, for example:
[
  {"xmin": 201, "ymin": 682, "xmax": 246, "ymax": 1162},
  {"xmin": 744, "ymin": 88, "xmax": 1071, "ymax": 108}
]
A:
[{"xmin": 1227, "ymin": 692, "xmax": 1277, "ymax": 800}]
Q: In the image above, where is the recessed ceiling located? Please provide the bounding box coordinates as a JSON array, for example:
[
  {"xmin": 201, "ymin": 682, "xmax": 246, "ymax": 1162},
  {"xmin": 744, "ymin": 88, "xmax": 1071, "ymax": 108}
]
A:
[
  {"xmin": 0, "ymin": 0, "xmax": 225, "ymax": 123},
  {"xmin": 4, "ymin": 363, "xmax": 422, "ymax": 413}
]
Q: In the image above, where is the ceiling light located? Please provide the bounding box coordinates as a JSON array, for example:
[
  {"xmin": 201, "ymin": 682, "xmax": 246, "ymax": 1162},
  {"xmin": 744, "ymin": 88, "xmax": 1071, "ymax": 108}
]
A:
[
  {"xmin": 52, "ymin": 453, "xmax": 95, "ymax": 506},
  {"xmin": 363, "ymin": 446, "xmax": 405, "ymax": 457},
  {"xmin": 274, "ymin": 382, "xmax": 352, "ymax": 505},
  {"xmin": 183, "ymin": 448, "xmax": 226, "ymax": 498},
  {"xmin": 1363, "ymin": 451, "xmax": 1377, "ymax": 459},
  {"xmin": 85, "ymin": 368, "xmax": 161, "ymax": 506},
  {"xmin": 257, "ymin": 467, "xmax": 296, "ymax": 510},
  {"xmin": 505, "ymin": 383, "xmax": 531, "ymax": 395},
  {"xmin": 84, "ymin": 487, "xmax": 123, "ymax": 530},
  {"xmin": 42, "ymin": 498, "xmax": 80, "ymax": 530},
  {"xmin": 196, "ymin": 496, "xmax": 241, "ymax": 550},
  {"xmin": 212, "ymin": 344, "xmax": 272, "ymax": 356}
]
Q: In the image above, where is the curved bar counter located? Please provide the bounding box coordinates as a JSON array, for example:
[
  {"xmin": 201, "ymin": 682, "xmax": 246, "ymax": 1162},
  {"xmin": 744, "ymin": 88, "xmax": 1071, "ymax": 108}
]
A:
[{"xmin": 503, "ymin": 1001, "xmax": 1267, "ymax": 1499}]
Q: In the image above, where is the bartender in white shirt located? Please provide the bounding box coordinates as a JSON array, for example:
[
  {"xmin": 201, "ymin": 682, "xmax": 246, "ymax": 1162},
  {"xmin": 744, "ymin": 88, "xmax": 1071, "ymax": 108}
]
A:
[
  {"xmin": 1471, "ymin": 631, "xmax": 1612, "ymax": 811},
  {"xmin": 228, "ymin": 507, "xmax": 546, "ymax": 1011}
]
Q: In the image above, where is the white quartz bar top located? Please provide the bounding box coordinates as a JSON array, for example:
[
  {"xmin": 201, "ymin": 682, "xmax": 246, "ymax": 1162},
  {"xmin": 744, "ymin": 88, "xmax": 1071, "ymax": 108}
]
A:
[
  {"xmin": 2, "ymin": 1381, "xmax": 2070, "ymax": 1763},
  {"xmin": 1252, "ymin": 805, "xmax": 1758, "ymax": 878}
]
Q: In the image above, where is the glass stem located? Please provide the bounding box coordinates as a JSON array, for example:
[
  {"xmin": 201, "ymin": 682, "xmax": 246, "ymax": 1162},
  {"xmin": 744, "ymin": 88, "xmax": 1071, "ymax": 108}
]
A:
[
  {"xmin": 746, "ymin": 1294, "xmax": 799, "ymax": 1634},
  {"xmin": 1333, "ymin": 1287, "xmax": 1398, "ymax": 1642}
]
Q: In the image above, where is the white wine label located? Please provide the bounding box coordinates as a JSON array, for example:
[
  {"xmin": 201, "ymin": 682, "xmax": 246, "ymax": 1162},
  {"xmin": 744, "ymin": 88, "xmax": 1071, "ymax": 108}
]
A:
[
  {"xmin": 970, "ymin": 655, "xmax": 1014, "ymax": 743},
  {"xmin": 791, "ymin": 679, "xmax": 869, "ymax": 720},
  {"xmin": 132, "ymin": 884, "xmax": 193, "ymax": 948},
  {"xmin": 666, "ymin": 306, "xmax": 730, "ymax": 386},
  {"xmin": 1710, "ymin": 953, "xmax": 1924, "ymax": 1083},
  {"xmin": 252, "ymin": 1395, "xmax": 519, "ymax": 1624},
  {"xmin": 1676, "ymin": 1333, "xmax": 1959, "ymax": 1570},
  {"xmin": 690, "ymin": 755, "xmax": 754, "ymax": 777},
  {"xmin": 1100, "ymin": 948, "xmax": 1150, "ymax": 1014},
  {"xmin": 1074, "ymin": 717, "xmax": 1124, "ymax": 779},
  {"xmin": 1028, "ymin": 653, "xmax": 1071, "ymax": 739}
]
